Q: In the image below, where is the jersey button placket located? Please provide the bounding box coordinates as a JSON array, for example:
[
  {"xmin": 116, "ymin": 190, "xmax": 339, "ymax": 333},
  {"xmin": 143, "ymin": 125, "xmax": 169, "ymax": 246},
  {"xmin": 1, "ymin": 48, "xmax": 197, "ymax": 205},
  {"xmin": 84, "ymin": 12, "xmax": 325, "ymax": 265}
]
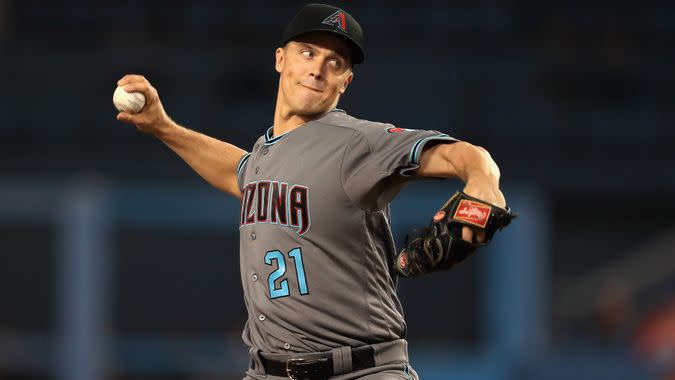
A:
[
  {"xmin": 258, "ymin": 314, "xmax": 265, "ymax": 321},
  {"xmin": 251, "ymin": 273, "xmax": 258, "ymax": 282},
  {"xmin": 254, "ymin": 144, "xmax": 270, "ymax": 178}
]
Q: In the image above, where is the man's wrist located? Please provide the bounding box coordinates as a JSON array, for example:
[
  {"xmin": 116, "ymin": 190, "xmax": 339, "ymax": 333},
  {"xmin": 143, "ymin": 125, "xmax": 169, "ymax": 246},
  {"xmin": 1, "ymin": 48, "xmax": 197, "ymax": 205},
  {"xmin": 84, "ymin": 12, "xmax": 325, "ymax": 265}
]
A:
[
  {"xmin": 154, "ymin": 118, "xmax": 180, "ymax": 140},
  {"xmin": 465, "ymin": 174, "xmax": 499, "ymax": 190}
]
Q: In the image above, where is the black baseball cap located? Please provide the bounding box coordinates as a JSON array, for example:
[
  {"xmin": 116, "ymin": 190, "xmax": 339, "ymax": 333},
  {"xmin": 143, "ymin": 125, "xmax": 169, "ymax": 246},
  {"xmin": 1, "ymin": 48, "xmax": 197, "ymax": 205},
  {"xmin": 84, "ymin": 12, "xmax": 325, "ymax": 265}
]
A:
[{"xmin": 280, "ymin": 4, "xmax": 365, "ymax": 64}]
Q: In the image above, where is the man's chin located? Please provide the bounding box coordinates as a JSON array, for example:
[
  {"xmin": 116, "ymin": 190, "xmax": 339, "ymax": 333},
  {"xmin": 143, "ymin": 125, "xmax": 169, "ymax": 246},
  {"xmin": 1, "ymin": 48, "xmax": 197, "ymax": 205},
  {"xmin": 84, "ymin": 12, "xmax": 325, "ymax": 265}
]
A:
[{"xmin": 294, "ymin": 103, "xmax": 331, "ymax": 117}]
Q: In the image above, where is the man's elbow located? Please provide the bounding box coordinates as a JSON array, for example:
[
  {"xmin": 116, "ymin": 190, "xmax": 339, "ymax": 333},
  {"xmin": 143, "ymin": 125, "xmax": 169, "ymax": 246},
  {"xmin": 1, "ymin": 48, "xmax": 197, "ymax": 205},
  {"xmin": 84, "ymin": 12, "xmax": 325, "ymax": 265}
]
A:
[
  {"xmin": 472, "ymin": 144, "xmax": 501, "ymax": 182},
  {"xmin": 446, "ymin": 142, "xmax": 501, "ymax": 182}
]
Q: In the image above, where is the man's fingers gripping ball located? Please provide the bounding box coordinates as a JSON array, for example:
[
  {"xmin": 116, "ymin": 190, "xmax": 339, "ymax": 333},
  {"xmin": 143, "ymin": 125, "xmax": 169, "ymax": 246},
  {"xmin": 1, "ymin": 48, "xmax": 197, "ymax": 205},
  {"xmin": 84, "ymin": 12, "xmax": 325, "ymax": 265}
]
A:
[
  {"xmin": 394, "ymin": 191, "xmax": 516, "ymax": 277},
  {"xmin": 117, "ymin": 74, "xmax": 151, "ymax": 87},
  {"xmin": 113, "ymin": 85, "xmax": 145, "ymax": 114}
]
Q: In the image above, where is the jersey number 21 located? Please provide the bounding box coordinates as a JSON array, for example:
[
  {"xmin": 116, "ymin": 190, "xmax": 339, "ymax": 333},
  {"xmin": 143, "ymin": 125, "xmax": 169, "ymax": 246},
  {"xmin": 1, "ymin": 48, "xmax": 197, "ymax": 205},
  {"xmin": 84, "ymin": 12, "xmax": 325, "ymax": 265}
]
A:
[{"xmin": 264, "ymin": 248, "xmax": 309, "ymax": 299}]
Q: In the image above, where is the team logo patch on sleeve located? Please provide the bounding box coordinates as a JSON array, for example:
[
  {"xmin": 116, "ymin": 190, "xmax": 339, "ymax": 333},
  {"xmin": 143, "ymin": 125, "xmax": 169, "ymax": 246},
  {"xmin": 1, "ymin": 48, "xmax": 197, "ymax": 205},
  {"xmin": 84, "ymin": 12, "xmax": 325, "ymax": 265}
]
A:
[
  {"xmin": 386, "ymin": 127, "xmax": 416, "ymax": 134},
  {"xmin": 322, "ymin": 10, "xmax": 347, "ymax": 32},
  {"xmin": 453, "ymin": 200, "xmax": 491, "ymax": 228},
  {"xmin": 398, "ymin": 250, "xmax": 408, "ymax": 270}
]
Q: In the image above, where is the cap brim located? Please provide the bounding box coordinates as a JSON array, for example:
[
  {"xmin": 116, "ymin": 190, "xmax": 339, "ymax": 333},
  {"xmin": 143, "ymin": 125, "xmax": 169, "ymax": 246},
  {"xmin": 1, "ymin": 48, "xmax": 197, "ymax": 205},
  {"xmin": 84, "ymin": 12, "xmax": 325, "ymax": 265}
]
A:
[{"xmin": 282, "ymin": 28, "xmax": 364, "ymax": 65}]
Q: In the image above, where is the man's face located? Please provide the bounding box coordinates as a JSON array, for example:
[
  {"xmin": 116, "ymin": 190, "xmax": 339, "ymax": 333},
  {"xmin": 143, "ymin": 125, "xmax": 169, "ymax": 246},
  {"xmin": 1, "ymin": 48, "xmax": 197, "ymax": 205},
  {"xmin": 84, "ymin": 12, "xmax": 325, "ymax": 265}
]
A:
[{"xmin": 275, "ymin": 32, "xmax": 354, "ymax": 116}]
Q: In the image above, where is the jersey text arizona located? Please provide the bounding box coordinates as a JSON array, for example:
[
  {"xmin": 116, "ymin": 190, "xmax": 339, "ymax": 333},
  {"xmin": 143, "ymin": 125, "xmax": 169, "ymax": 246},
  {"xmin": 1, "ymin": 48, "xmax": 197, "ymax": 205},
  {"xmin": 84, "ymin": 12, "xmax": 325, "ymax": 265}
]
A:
[{"xmin": 239, "ymin": 180, "xmax": 311, "ymax": 235}]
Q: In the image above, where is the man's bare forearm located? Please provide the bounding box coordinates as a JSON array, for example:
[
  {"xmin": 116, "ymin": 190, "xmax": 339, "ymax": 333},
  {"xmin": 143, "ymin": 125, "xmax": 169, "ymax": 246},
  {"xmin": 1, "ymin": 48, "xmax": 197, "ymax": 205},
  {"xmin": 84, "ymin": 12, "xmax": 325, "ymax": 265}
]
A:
[
  {"xmin": 419, "ymin": 142, "xmax": 499, "ymax": 182},
  {"xmin": 115, "ymin": 75, "xmax": 247, "ymax": 199},
  {"xmin": 419, "ymin": 141, "xmax": 504, "ymax": 208},
  {"xmin": 443, "ymin": 142, "xmax": 500, "ymax": 185},
  {"xmin": 157, "ymin": 120, "xmax": 247, "ymax": 198}
]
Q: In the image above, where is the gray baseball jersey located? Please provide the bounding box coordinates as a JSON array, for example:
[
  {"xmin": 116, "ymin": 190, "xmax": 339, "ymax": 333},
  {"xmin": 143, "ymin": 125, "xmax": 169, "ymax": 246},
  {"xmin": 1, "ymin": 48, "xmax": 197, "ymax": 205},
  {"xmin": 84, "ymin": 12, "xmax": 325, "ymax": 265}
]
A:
[{"xmin": 236, "ymin": 109, "xmax": 456, "ymax": 354}]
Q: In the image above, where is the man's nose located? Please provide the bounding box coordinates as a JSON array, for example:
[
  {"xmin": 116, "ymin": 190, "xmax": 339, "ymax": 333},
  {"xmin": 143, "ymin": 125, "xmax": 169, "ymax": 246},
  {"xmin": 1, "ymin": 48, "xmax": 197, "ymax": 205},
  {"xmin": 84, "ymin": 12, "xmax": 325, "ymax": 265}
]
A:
[{"xmin": 309, "ymin": 61, "xmax": 325, "ymax": 80}]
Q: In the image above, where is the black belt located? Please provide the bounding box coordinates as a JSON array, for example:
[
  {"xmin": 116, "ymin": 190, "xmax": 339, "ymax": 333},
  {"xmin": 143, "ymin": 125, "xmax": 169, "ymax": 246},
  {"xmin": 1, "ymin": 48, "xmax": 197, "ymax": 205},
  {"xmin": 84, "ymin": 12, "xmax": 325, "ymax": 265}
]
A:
[{"xmin": 256, "ymin": 346, "xmax": 375, "ymax": 380}]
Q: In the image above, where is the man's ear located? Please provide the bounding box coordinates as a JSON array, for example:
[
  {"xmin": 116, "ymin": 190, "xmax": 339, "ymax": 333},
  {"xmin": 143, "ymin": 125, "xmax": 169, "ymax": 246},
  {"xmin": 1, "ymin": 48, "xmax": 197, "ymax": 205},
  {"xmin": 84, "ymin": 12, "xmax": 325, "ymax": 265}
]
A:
[
  {"xmin": 339, "ymin": 71, "xmax": 354, "ymax": 95},
  {"xmin": 275, "ymin": 47, "xmax": 285, "ymax": 73}
]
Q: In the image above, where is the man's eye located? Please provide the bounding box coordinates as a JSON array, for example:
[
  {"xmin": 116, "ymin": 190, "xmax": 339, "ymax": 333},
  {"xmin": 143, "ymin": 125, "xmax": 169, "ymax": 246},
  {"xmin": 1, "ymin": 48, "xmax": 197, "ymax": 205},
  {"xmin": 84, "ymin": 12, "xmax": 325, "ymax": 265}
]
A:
[
  {"xmin": 301, "ymin": 50, "xmax": 312, "ymax": 57},
  {"xmin": 329, "ymin": 59, "xmax": 341, "ymax": 69}
]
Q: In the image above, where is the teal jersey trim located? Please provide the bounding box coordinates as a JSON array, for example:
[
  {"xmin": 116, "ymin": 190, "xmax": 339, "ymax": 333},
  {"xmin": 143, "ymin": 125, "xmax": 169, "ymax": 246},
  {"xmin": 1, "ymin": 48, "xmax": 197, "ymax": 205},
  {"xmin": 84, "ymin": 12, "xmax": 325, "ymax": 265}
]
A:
[
  {"xmin": 236, "ymin": 152, "xmax": 252, "ymax": 177},
  {"xmin": 409, "ymin": 134, "xmax": 456, "ymax": 164}
]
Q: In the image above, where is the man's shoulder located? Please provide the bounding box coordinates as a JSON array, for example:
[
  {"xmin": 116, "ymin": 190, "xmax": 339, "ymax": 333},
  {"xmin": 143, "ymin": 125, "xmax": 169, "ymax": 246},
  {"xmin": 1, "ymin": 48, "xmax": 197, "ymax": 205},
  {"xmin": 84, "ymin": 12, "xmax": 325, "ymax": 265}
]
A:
[{"xmin": 316, "ymin": 109, "xmax": 393, "ymax": 137}]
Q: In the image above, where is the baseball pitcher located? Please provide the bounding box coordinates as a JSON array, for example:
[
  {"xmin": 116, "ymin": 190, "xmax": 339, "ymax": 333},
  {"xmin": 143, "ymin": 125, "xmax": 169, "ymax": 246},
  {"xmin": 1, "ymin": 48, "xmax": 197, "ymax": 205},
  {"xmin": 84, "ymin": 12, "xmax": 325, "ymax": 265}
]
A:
[{"xmin": 116, "ymin": 4, "xmax": 514, "ymax": 379}]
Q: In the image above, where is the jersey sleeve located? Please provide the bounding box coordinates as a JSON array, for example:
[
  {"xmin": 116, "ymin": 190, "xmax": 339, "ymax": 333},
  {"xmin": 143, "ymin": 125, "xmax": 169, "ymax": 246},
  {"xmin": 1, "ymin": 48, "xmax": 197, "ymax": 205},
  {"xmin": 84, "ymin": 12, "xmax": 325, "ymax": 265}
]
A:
[
  {"xmin": 235, "ymin": 151, "xmax": 252, "ymax": 190},
  {"xmin": 341, "ymin": 123, "xmax": 457, "ymax": 210}
]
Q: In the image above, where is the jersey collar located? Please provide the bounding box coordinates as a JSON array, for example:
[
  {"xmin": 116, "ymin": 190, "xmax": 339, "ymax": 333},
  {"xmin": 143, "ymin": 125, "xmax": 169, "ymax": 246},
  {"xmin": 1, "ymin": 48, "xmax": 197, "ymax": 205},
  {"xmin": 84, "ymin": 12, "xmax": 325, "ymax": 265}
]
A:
[
  {"xmin": 264, "ymin": 109, "xmax": 346, "ymax": 145},
  {"xmin": 264, "ymin": 126, "xmax": 286, "ymax": 145}
]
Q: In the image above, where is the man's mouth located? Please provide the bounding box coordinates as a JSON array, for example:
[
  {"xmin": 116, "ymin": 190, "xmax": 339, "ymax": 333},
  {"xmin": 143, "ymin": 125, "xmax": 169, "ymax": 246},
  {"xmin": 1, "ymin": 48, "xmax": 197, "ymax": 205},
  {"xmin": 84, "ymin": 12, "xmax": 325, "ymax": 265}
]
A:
[{"xmin": 300, "ymin": 83, "xmax": 324, "ymax": 93}]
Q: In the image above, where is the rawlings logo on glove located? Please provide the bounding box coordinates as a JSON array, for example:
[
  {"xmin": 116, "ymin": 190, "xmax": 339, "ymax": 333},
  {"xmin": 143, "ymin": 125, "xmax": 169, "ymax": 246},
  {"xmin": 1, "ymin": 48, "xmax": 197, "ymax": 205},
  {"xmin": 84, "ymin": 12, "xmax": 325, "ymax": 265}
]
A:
[
  {"xmin": 454, "ymin": 200, "xmax": 491, "ymax": 227},
  {"xmin": 394, "ymin": 191, "xmax": 515, "ymax": 277}
]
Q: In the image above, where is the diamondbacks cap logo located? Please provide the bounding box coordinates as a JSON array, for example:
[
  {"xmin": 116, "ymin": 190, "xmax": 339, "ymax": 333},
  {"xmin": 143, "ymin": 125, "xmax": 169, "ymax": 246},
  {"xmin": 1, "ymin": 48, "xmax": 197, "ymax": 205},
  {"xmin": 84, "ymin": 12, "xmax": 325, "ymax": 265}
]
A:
[
  {"xmin": 322, "ymin": 10, "xmax": 347, "ymax": 32},
  {"xmin": 453, "ymin": 200, "xmax": 491, "ymax": 228}
]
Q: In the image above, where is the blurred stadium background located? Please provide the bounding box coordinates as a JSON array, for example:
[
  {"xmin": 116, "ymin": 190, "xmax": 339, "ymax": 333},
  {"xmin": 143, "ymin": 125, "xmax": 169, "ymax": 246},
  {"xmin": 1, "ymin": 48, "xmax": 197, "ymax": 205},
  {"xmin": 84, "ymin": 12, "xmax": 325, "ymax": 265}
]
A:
[{"xmin": 1, "ymin": 1, "xmax": 674, "ymax": 379}]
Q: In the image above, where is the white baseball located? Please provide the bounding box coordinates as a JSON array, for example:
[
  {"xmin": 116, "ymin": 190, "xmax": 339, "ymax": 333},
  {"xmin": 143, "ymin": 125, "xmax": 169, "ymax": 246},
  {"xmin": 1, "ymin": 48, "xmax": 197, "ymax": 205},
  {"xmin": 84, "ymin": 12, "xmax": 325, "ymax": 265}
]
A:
[{"xmin": 113, "ymin": 86, "xmax": 146, "ymax": 114}]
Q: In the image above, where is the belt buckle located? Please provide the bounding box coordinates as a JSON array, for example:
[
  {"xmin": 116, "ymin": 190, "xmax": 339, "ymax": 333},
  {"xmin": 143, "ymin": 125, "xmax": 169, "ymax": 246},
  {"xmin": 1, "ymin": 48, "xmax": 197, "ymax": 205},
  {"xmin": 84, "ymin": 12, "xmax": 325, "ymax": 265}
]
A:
[{"xmin": 285, "ymin": 357, "xmax": 329, "ymax": 380}]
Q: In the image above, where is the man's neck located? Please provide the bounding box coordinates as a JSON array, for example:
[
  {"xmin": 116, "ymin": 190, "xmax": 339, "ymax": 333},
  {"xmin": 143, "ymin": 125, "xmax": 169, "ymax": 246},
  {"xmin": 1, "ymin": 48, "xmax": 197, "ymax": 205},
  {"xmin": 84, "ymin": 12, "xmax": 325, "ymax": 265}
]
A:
[
  {"xmin": 272, "ymin": 104, "xmax": 317, "ymax": 137},
  {"xmin": 272, "ymin": 90, "xmax": 339, "ymax": 137}
]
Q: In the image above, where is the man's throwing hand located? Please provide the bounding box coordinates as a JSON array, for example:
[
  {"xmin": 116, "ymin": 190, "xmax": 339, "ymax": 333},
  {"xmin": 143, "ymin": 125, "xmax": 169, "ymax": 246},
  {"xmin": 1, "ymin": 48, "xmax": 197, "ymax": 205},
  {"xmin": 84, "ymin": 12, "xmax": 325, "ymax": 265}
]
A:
[{"xmin": 115, "ymin": 74, "xmax": 173, "ymax": 136}]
